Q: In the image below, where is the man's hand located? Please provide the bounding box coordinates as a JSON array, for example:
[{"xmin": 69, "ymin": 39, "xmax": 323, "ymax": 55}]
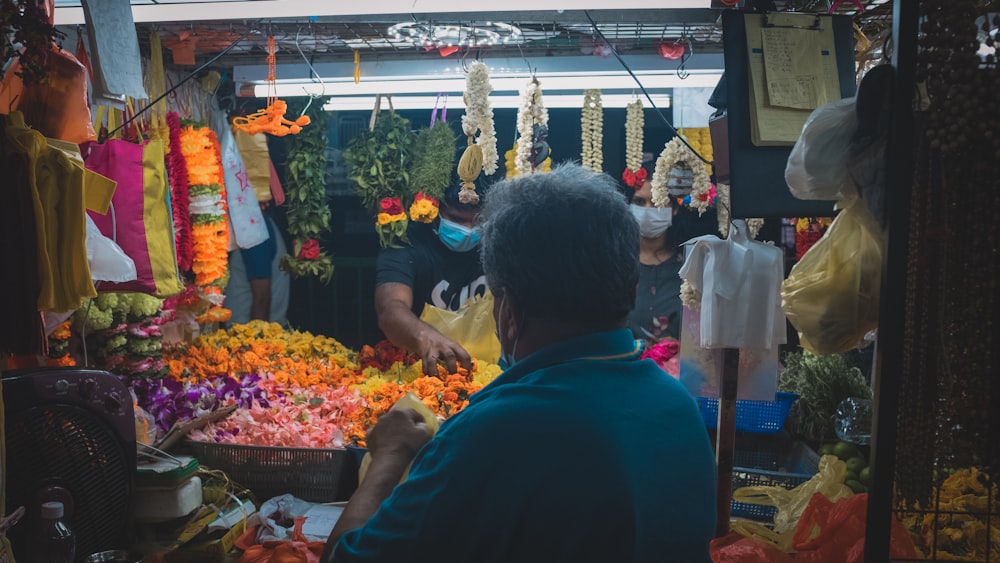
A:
[
  {"xmin": 367, "ymin": 407, "xmax": 432, "ymax": 462},
  {"xmin": 415, "ymin": 330, "xmax": 473, "ymax": 377}
]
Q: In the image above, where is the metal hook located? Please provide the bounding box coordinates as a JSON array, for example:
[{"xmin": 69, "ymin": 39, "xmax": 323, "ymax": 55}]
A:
[
  {"xmin": 677, "ymin": 27, "xmax": 693, "ymax": 80},
  {"xmin": 516, "ymin": 41, "xmax": 535, "ymax": 80}
]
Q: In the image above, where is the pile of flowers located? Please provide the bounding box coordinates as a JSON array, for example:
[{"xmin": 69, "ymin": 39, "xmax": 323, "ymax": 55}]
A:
[
  {"xmin": 641, "ymin": 340, "xmax": 680, "ymax": 379},
  {"xmin": 46, "ymin": 320, "xmax": 75, "ymax": 367},
  {"xmin": 794, "ymin": 217, "xmax": 833, "ymax": 261},
  {"xmin": 132, "ymin": 371, "xmax": 268, "ymax": 435},
  {"xmin": 73, "ymin": 292, "xmax": 168, "ymax": 378}
]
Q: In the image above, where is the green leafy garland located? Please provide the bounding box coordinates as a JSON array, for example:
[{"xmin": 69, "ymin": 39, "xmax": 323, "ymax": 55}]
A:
[
  {"xmin": 777, "ymin": 350, "xmax": 873, "ymax": 443},
  {"xmin": 410, "ymin": 121, "xmax": 457, "ymax": 201},
  {"xmin": 280, "ymin": 98, "xmax": 334, "ymax": 283},
  {"xmin": 344, "ymin": 112, "xmax": 416, "ymax": 212}
]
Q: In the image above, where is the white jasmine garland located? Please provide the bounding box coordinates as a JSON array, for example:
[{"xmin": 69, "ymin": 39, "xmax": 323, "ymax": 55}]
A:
[
  {"xmin": 581, "ymin": 89, "xmax": 603, "ymax": 172},
  {"xmin": 624, "ymin": 99, "xmax": 644, "ymax": 173},
  {"xmin": 515, "ymin": 78, "xmax": 548, "ymax": 176},
  {"xmin": 461, "ymin": 61, "xmax": 498, "ymax": 175},
  {"xmin": 651, "ymin": 136, "xmax": 713, "ymax": 214}
]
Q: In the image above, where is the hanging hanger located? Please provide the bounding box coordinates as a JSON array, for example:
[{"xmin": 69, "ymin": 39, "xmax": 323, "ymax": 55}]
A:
[{"xmin": 676, "ymin": 26, "xmax": 693, "ymax": 80}]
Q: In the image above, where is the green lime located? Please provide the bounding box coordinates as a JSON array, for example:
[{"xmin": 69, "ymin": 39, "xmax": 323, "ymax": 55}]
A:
[
  {"xmin": 846, "ymin": 457, "xmax": 867, "ymax": 475},
  {"xmin": 845, "ymin": 471, "xmax": 860, "ymax": 483},
  {"xmin": 833, "ymin": 441, "xmax": 862, "ymax": 461},
  {"xmin": 818, "ymin": 443, "xmax": 836, "ymax": 456},
  {"xmin": 859, "ymin": 466, "xmax": 871, "ymax": 486},
  {"xmin": 846, "ymin": 479, "xmax": 867, "ymax": 494}
]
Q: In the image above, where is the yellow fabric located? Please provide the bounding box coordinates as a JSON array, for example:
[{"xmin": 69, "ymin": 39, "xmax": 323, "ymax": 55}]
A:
[
  {"xmin": 47, "ymin": 137, "xmax": 117, "ymax": 214},
  {"xmin": 3, "ymin": 111, "xmax": 97, "ymax": 311},
  {"xmin": 142, "ymin": 139, "xmax": 185, "ymax": 297},
  {"xmin": 419, "ymin": 290, "xmax": 501, "ymax": 364},
  {"xmin": 232, "ymin": 129, "xmax": 273, "ymax": 202}
]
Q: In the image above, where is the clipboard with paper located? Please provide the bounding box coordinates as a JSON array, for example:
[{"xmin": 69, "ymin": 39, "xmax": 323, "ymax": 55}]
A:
[{"xmin": 746, "ymin": 13, "xmax": 842, "ymax": 146}]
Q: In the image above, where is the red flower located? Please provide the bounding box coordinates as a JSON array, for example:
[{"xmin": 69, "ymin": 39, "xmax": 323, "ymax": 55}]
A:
[
  {"xmin": 380, "ymin": 197, "xmax": 404, "ymax": 215},
  {"xmin": 621, "ymin": 168, "xmax": 648, "ymax": 189},
  {"xmin": 414, "ymin": 192, "xmax": 440, "ymax": 207},
  {"xmin": 635, "ymin": 168, "xmax": 648, "ymax": 183},
  {"xmin": 622, "ymin": 169, "xmax": 636, "ymax": 188},
  {"xmin": 297, "ymin": 239, "xmax": 321, "ymax": 261}
]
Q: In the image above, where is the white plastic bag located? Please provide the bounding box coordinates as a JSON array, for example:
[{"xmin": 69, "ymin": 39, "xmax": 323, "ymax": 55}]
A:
[
  {"xmin": 785, "ymin": 97, "xmax": 858, "ymax": 202},
  {"xmin": 86, "ymin": 214, "xmax": 137, "ymax": 283}
]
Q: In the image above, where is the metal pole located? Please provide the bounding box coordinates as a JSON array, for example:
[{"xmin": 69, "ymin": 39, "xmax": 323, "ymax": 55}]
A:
[
  {"xmin": 864, "ymin": 0, "xmax": 919, "ymax": 560},
  {"xmin": 715, "ymin": 347, "xmax": 740, "ymax": 537}
]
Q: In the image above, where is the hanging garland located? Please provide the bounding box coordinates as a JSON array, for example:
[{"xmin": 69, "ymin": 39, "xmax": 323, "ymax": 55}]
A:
[
  {"xmin": 166, "ymin": 112, "xmax": 193, "ymax": 272},
  {"xmin": 651, "ymin": 136, "xmax": 714, "ymax": 215},
  {"xmin": 515, "ymin": 78, "xmax": 549, "ymax": 176},
  {"xmin": 456, "ymin": 61, "xmax": 497, "ymax": 204},
  {"xmin": 580, "ymin": 89, "xmax": 603, "ymax": 173},
  {"xmin": 179, "ymin": 124, "xmax": 229, "ymax": 289},
  {"xmin": 282, "ymin": 98, "xmax": 334, "ymax": 281},
  {"xmin": 410, "ymin": 121, "xmax": 457, "ymax": 203},
  {"xmin": 622, "ymin": 99, "xmax": 645, "ymax": 188}
]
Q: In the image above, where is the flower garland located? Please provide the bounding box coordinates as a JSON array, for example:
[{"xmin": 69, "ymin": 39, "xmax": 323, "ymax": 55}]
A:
[
  {"xmin": 408, "ymin": 192, "xmax": 439, "ymax": 224},
  {"xmin": 580, "ymin": 89, "xmax": 603, "ymax": 173},
  {"xmin": 166, "ymin": 112, "xmax": 193, "ymax": 271},
  {"xmin": 46, "ymin": 321, "xmax": 75, "ymax": 367},
  {"xmin": 376, "ymin": 196, "xmax": 409, "ymax": 248},
  {"xmin": 73, "ymin": 293, "xmax": 168, "ymax": 379},
  {"xmin": 460, "ymin": 61, "xmax": 498, "ymax": 177},
  {"xmin": 622, "ymin": 99, "xmax": 646, "ymax": 188},
  {"xmin": 715, "ymin": 183, "xmax": 765, "ymax": 239},
  {"xmin": 282, "ymin": 99, "xmax": 334, "ymax": 282},
  {"xmin": 652, "ymin": 136, "xmax": 713, "ymax": 215},
  {"xmin": 179, "ymin": 124, "xmax": 230, "ymax": 291},
  {"xmin": 515, "ymin": 78, "xmax": 549, "ymax": 176}
]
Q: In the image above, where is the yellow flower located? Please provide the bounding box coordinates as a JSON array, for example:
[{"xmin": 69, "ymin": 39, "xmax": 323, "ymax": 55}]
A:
[
  {"xmin": 409, "ymin": 199, "xmax": 439, "ymax": 223},
  {"xmin": 376, "ymin": 212, "xmax": 408, "ymax": 225}
]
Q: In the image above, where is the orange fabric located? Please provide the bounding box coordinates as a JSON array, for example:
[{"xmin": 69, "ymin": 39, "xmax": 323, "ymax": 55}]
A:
[{"xmin": 236, "ymin": 516, "xmax": 325, "ymax": 563}]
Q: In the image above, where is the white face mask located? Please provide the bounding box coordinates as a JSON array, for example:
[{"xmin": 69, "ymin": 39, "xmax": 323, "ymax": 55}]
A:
[{"xmin": 630, "ymin": 204, "xmax": 673, "ymax": 238}]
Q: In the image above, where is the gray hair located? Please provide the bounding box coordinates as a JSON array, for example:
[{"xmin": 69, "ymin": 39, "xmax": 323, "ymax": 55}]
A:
[{"xmin": 480, "ymin": 163, "xmax": 639, "ymax": 323}]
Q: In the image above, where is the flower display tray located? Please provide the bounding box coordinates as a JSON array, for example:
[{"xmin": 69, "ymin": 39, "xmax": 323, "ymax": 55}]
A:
[{"xmin": 186, "ymin": 441, "xmax": 358, "ymax": 503}]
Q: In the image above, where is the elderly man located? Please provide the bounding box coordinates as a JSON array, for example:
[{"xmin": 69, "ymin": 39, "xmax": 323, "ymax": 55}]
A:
[{"xmin": 324, "ymin": 164, "xmax": 717, "ymax": 563}]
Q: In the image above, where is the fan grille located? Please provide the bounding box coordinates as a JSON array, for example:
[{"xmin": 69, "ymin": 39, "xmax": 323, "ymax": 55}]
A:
[{"xmin": 5, "ymin": 404, "xmax": 133, "ymax": 560}]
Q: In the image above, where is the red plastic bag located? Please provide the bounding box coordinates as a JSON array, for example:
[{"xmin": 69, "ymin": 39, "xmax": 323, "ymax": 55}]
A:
[
  {"xmin": 711, "ymin": 532, "xmax": 795, "ymax": 563},
  {"xmin": 792, "ymin": 493, "xmax": 918, "ymax": 563}
]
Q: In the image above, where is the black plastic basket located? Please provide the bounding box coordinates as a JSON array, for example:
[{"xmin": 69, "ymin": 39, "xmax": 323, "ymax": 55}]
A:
[{"xmin": 728, "ymin": 435, "xmax": 819, "ymax": 521}]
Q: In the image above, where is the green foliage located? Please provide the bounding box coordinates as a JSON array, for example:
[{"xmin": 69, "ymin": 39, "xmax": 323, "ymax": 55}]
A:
[
  {"xmin": 344, "ymin": 112, "xmax": 417, "ymax": 213},
  {"xmin": 410, "ymin": 121, "xmax": 458, "ymax": 201},
  {"xmin": 282, "ymin": 98, "xmax": 334, "ymax": 283},
  {"xmin": 778, "ymin": 350, "xmax": 873, "ymax": 443}
]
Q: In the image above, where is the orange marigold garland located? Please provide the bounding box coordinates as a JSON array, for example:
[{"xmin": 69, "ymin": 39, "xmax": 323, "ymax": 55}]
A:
[{"xmin": 179, "ymin": 123, "xmax": 231, "ymax": 323}]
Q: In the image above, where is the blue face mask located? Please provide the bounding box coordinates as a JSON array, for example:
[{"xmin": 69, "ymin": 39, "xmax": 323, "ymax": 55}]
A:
[{"xmin": 437, "ymin": 217, "xmax": 481, "ymax": 253}]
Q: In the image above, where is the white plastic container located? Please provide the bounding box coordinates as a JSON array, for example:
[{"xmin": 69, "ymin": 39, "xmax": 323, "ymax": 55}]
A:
[{"xmin": 135, "ymin": 475, "xmax": 203, "ymax": 523}]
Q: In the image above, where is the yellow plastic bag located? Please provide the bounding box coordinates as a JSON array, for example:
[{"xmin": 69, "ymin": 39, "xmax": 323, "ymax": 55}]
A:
[
  {"xmin": 781, "ymin": 198, "xmax": 885, "ymax": 356},
  {"xmin": 419, "ymin": 290, "xmax": 501, "ymax": 364},
  {"xmin": 733, "ymin": 454, "xmax": 855, "ymax": 542},
  {"xmin": 358, "ymin": 392, "xmax": 439, "ymax": 485}
]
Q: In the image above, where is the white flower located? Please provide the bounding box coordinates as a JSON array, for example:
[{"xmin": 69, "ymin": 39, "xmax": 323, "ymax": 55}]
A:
[
  {"xmin": 624, "ymin": 99, "xmax": 644, "ymax": 173},
  {"xmin": 651, "ymin": 136, "xmax": 713, "ymax": 214},
  {"xmin": 715, "ymin": 183, "xmax": 765, "ymax": 239},
  {"xmin": 515, "ymin": 78, "xmax": 548, "ymax": 176},
  {"xmin": 581, "ymin": 89, "xmax": 603, "ymax": 173},
  {"xmin": 461, "ymin": 61, "xmax": 499, "ymax": 175}
]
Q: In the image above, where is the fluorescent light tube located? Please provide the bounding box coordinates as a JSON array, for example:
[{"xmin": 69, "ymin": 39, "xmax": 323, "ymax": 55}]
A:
[{"xmin": 318, "ymin": 93, "xmax": 672, "ymax": 111}]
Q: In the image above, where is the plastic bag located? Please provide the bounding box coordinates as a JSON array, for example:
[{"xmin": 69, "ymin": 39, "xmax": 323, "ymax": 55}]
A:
[
  {"xmin": 785, "ymin": 98, "xmax": 857, "ymax": 202},
  {"xmin": 86, "ymin": 215, "xmax": 138, "ymax": 283},
  {"xmin": 781, "ymin": 198, "xmax": 884, "ymax": 356},
  {"xmin": 419, "ymin": 290, "xmax": 501, "ymax": 363},
  {"xmin": 792, "ymin": 493, "xmax": 918, "ymax": 563},
  {"xmin": 733, "ymin": 455, "xmax": 854, "ymax": 537},
  {"xmin": 358, "ymin": 392, "xmax": 439, "ymax": 485},
  {"xmin": 710, "ymin": 532, "xmax": 796, "ymax": 563}
]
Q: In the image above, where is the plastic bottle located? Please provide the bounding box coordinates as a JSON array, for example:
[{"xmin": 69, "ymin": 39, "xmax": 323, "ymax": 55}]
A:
[{"xmin": 27, "ymin": 501, "xmax": 76, "ymax": 563}]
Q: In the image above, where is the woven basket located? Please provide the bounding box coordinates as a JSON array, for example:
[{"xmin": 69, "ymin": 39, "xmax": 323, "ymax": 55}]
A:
[{"xmin": 186, "ymin": 441, "xmax": 358, "ymax": 503}]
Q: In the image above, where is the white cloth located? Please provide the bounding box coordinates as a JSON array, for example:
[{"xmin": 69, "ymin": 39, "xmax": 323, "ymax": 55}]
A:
[
  {"xmin": 213, "ymin": 111, "xmax": 268, "ymax": 250},
  {"xmin": 81, "ymin": 0, "xmax": 148, "ymax": 103},
  {"xmin": 679, "ymin": 220, "xmax": 786, "ymax": 350},
  {"xmin": 224, "ymin": 215, "xmax": 290, "ymax": 326}
]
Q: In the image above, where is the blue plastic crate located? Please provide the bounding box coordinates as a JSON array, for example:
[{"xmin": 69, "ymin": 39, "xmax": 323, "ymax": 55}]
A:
[{"xmin": 697, "ymin": 392, "xmax": 799, "ymax": 434}]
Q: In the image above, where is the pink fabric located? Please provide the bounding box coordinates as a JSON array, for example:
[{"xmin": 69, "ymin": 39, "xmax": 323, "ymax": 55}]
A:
[
  {"xmin": 83, "ymin": 140, "xmax": 156, "ymax": 294},
  {"xmin": 269, "ymin": 158, "xmax": 285, "ymax": 206}
]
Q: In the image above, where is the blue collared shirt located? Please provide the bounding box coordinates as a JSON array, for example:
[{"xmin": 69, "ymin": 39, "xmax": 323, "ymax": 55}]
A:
[{"xmin": 336, "ymin": 328, "xmax": 717, "ymax": 563}]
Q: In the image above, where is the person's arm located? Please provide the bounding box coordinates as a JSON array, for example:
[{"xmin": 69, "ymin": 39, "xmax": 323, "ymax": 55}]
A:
[
  {"xmin": 375, "ymin": 282, "xmax": 472, "ymax": 376},
  {"xmin": 321, "ymin": 408, "xmax": 431, "ymax": 563}
]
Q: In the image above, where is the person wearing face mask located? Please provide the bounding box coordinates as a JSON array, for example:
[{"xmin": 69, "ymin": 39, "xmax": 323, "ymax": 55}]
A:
[
  {"xmin": 322, "ymin": 163, "xmax": 717, "ymax": 563},
  {"xmin": 374, "ymin": 179, "xmax": 491, "ymax": 376},
  {"xmin": 624, "ymin": 168, "xmax": 684, "ymax": 343}
]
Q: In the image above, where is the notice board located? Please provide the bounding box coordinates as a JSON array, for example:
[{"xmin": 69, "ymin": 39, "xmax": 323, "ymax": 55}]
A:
[{"xmin": 722, "ymin": 10, "xmax": 857, "ymax": 219}]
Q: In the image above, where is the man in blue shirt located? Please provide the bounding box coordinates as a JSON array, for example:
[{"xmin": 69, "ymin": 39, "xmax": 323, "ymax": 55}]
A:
[{"xmin": 323, "ymin": 164, "xmax": 717, "ymax": 563}]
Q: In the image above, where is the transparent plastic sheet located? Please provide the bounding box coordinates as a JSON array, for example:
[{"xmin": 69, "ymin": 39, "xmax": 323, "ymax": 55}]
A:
[
  {"xmin": 86, "ymin": 215, "xmax": 137, "ymax": 283},
  {"xmin": 781, "ymin": 198, "xmax": 884, "ymax": 356},
  {"xmin": 785, "ymin": 98, "xmax": 858, "ymax": 202}
]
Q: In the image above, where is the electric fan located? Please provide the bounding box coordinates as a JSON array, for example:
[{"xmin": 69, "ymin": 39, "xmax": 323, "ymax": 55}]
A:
[{"xmin": 2, "ymin": 367, "xmax": 136, "ymax": 561}]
